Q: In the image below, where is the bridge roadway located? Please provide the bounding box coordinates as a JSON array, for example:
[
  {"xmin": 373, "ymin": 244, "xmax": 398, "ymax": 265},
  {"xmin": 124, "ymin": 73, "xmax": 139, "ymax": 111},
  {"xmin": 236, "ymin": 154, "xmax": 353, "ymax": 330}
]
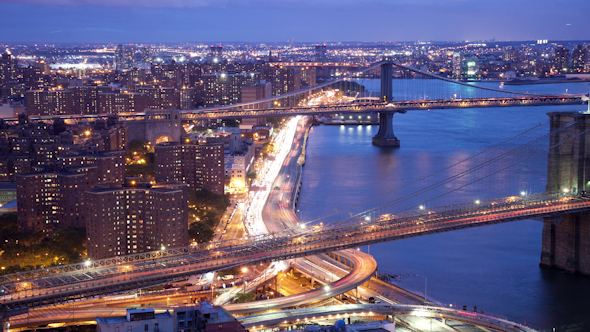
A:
[
  {"xmin": 2, "ymin": 192, "xmax": 590, "ymax": 314},
  {"xmin": 239, "ymin": 304, "xmax": 536, "ymax": 332},
  {"xmin": 179, "ymin": 96, "xmax": 585, "ymax": 120},
  {"xmin": 13, "ymin": 96, "xmax": 583, "ymax": 124}
]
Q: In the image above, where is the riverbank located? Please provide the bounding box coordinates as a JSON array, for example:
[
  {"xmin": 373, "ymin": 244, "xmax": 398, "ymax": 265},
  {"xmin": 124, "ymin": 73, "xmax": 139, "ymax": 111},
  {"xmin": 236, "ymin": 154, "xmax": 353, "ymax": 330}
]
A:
[{"xmin": 297, "ymin": 117, "xmax": 313, "ymax": 167}]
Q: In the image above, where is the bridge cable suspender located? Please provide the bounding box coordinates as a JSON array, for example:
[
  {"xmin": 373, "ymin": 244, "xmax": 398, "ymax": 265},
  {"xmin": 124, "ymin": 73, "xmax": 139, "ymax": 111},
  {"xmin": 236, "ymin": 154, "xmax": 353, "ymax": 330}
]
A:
[
  {"xmin": 345, "ymin": 120, "xmax": 578, "ymax": 219},
  {"xmin": 343, "ymin": 121, "xmax": 582, "ymax": 220},
  {"xmin": 305, "ymin": 120, "xmax": 550, "ymax": 224}
]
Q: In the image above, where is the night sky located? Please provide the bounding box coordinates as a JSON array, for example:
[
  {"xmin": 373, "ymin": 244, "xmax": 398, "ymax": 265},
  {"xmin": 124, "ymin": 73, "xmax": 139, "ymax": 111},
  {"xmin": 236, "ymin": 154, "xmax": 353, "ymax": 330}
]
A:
[{"xmin": 1, "ymin": 0, "xmax": 589, "ymax": 43}]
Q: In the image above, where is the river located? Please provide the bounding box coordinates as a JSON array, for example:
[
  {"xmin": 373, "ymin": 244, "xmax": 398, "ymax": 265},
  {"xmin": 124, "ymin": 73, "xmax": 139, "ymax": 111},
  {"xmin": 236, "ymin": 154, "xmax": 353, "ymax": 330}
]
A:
[{"xmin": 295, "ymin": 80, "xmax": 590, "ymax": 331}]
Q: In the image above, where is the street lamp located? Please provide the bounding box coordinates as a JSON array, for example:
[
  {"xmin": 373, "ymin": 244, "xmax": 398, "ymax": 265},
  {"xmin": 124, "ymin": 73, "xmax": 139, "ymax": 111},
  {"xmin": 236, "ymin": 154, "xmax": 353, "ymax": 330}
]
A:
[{"xmin": 410, "ymin": 274, "xmax": 427, "ymax": 304}]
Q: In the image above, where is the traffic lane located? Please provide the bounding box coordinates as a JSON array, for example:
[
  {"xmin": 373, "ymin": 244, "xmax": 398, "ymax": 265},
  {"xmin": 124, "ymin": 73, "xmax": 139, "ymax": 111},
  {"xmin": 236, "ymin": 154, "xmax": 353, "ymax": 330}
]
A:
[{"xmin": 224, "ymin": 249, "xmax": 376, "ymax": 314}]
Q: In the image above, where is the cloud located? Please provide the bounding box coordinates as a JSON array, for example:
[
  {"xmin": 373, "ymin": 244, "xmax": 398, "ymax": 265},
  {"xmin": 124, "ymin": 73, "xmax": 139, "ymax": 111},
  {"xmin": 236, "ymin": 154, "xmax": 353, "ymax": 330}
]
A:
[
  {"xmin": 0, "ymin": 0, "xmax": 220, "ymax": 7},
  {"xmin": 0, "ymin": 0, "xmax": 444, "ymax": 7}
]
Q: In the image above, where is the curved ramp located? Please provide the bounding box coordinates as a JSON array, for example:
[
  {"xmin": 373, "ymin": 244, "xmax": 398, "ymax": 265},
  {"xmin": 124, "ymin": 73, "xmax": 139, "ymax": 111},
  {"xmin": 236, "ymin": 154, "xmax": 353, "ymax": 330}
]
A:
[{"xmin": 223, "ymin": 249, "xmax": 376, "ymax": 314}]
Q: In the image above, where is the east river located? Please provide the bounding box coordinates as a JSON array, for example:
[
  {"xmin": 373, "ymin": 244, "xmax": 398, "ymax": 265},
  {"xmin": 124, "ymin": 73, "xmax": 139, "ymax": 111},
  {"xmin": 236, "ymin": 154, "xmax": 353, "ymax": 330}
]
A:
[{"xmin": 295, "ymin": 80, "xmax": 590, "ymax": 331}]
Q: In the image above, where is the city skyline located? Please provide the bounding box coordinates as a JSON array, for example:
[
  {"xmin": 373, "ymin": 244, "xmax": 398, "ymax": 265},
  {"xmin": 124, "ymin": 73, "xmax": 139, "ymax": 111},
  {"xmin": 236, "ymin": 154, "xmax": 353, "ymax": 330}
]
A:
[{"xmin": 1, "ymin": 0, "xmax": 589, "ymax": 43}]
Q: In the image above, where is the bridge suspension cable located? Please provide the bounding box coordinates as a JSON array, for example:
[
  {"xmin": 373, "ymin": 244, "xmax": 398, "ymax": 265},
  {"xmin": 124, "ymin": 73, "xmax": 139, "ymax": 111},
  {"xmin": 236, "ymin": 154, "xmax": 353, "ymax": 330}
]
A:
[
  {"xmin": 304, "ymin": 119, "xmax": 554, "ymax": 225},
  {"xmin": 331, "ymin": 120, "xmax": 583, "ymax": 223}
]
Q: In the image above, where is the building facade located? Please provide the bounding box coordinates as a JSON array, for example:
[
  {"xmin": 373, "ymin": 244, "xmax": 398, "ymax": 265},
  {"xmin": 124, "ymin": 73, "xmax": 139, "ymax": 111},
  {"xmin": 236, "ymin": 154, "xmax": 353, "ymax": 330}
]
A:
[
  {"xmin": 86, "ymin": 183, "xmax": 188, "ymax": 259},
  {"xmin": 155, "ymin": 142, "xmax": 224, "ymax": 195}
]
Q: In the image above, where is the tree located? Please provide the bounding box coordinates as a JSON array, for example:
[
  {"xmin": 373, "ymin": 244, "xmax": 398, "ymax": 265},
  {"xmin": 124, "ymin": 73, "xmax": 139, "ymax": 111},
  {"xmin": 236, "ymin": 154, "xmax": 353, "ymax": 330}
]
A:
[
  {"xmin": 188, "ymin": 223, "xmax": 215, "ymax": 243},
  {"xmin": 247, "ymin": 171, "xmax": 257, "ymax": 180},
  {"xmin": 127, "ymin": 139, "xmax": 150, "ymax": 159},
  {"xmin": 234, "ymin": 292, "xmax": 255, "ymax": 303}
]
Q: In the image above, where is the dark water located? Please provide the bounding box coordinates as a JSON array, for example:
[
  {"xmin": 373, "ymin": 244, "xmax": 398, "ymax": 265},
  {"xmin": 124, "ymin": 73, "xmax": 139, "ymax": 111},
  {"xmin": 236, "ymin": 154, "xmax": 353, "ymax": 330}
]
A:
[{"xmin": 295, "ymin": 81, "xmax": 590, "ymax": 331}]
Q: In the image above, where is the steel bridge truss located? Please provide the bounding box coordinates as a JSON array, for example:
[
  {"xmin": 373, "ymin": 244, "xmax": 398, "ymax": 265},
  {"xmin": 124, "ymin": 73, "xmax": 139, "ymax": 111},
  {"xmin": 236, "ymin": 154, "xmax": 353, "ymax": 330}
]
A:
[{"xmin": 2, "ymin": 191, "xmax": 590, "ymax": 313}]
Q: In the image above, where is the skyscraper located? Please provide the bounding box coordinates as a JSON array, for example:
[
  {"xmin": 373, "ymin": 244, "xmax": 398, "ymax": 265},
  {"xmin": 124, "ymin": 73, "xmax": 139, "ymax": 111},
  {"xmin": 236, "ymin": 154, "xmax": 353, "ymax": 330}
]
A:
[
  {"xmin": 554, "ymin": 47, "xmax": 569, "ymax": 72},
  {"xmin": 114, "ymin": 44, "xmax": 137, "ymax": 71},
  {"xmin": 452, "ymin": 52, "xmax": 462, "ymax": 78},
  {"xmin": 572, "ymin": 45, "xmax": 586, "ymax": 72},
  {"xmin": 315, "ymin": 44, "xmax": 327, "ymax": 63},
  {"xmin": 140, "ymin": 45, "xmax": 151, "ymax": 64},
  {"xmin": 0, "ymin": 53, "xmax": 17, "ymax": 87},
  {"xmin": 207, "ymin": 45, "xmax": 223, "ymax": 64}
]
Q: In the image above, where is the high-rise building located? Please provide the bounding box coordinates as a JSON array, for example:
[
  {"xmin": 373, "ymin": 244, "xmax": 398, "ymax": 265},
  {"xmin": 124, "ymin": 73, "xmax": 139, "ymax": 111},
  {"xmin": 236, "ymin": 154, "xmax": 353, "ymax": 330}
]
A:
[
  {"xmin": 71, "ymin": 85, "xmax": 112, "ymax": 115},
  {"xmin": 179, "ymin": 87, "xmax": 197, "ymax": 110},
  {"xmin": 140, "ymin": 45, "xmax": 151, "ymax": 64},
  {"xmin": 155, "ymin": 142, "xmax": 224, "ymax": 194},
  {"xmin": 572, "ymin": 45, "xmax": 587, "ymax": 72},
  {"xmin": 0, "ymin": 53, "xmax": 17, "ymax": 87},
  {"xmin": 202, "ymin": 71, "xmax": 259, "ymax": 106},
  {"xmin": 135, "ymin": 87, "xmax": 180, "ymax": 109},
  {"xmin": 241, "ymin": 80, "xmax": 272, "ymax": 105},
  {"xmin": 20, "ymin": 65, "xmax": 45, "ymax": 90},
  {"xmin": 554, "ymin": 47, "xmax": 570, "ymax": 71},
  {"xmin": 207, "ymin": 45, "xmax": 223, "ymax": 64},
  {"xmin": 26, "ymin": 89, "xmax": 74, "ymax": 116},
  {"xmin": 98, "ymin": 91, "xmax": 148, "ymax": 113},
  {"xmin": 151, "ymin": 63, "xmax": 184, "ymax": 87},
  {"xmin": 261, "ymin": 66, "xmax": 301, "ymax": 98},
  {"xmin": 300, "ymin": 67, "xmax": 317, "ymax": 87},
  {"xmin": 114, "ymin": 44, "xmax": 137, "ymax": 71},
  {"xmin": 452, "ymin": 52, "xmax": 462, "ymax": 78},
  {"xmin": 86, "ymin": 183, "xmax": 188, "ymax": 259},
  {"xmin": 16, "ymin": 150, "xmax": 125, "ymax": 234},
  {"xmin": 503, "ymin": 47, "xmax": 520, "ymax": 62},
  {"xmin": 315, "ymin": 44, "xmax": 327, "ymax": 63}
]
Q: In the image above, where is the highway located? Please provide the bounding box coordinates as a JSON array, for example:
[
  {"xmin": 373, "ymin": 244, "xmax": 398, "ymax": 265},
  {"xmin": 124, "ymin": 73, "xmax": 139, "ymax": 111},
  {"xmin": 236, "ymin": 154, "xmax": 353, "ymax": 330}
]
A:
[
  {"xmin": 239, "ymin": 304, "xmax": 537, "ymax": 332},
  {"xmin": 220, "ymin": 115, "xmax": 379, "ymax": 314},
  {"xmin": 222, "ymin": 249, "xmax": 376, "ymax": 314}
]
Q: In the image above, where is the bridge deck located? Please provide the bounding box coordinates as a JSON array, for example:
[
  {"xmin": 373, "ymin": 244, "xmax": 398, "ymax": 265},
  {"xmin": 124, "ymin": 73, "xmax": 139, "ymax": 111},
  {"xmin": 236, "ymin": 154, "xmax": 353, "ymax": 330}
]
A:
[{"xmin": 1, "ymin": 192, "xmax": 589, "ymax": 313}]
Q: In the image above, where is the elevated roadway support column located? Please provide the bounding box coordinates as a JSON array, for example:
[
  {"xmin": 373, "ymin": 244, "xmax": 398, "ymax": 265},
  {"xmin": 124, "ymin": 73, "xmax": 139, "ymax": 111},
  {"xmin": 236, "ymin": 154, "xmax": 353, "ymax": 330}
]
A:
[
  {"xmin": 541, "ymin": 112, "xmax": 590, "ymax": 275},
  {"xmin": 373, "ymin": 112, "xmax": 400, "ymax": 147}
]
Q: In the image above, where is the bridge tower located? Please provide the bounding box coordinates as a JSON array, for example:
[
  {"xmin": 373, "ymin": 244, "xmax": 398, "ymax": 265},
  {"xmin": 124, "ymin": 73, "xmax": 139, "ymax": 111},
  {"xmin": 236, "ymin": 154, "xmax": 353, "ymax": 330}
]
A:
[
  {"xmin": 541, "ymin": 112, "xmax": 590, "ymax": 275},
  {"xmin": 372, "ymin": 62, "xmax": 401, "ymax": 147},
  {"xmin": 125, "ymin": 109, "xmax": 185, "ymax": 144}
]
